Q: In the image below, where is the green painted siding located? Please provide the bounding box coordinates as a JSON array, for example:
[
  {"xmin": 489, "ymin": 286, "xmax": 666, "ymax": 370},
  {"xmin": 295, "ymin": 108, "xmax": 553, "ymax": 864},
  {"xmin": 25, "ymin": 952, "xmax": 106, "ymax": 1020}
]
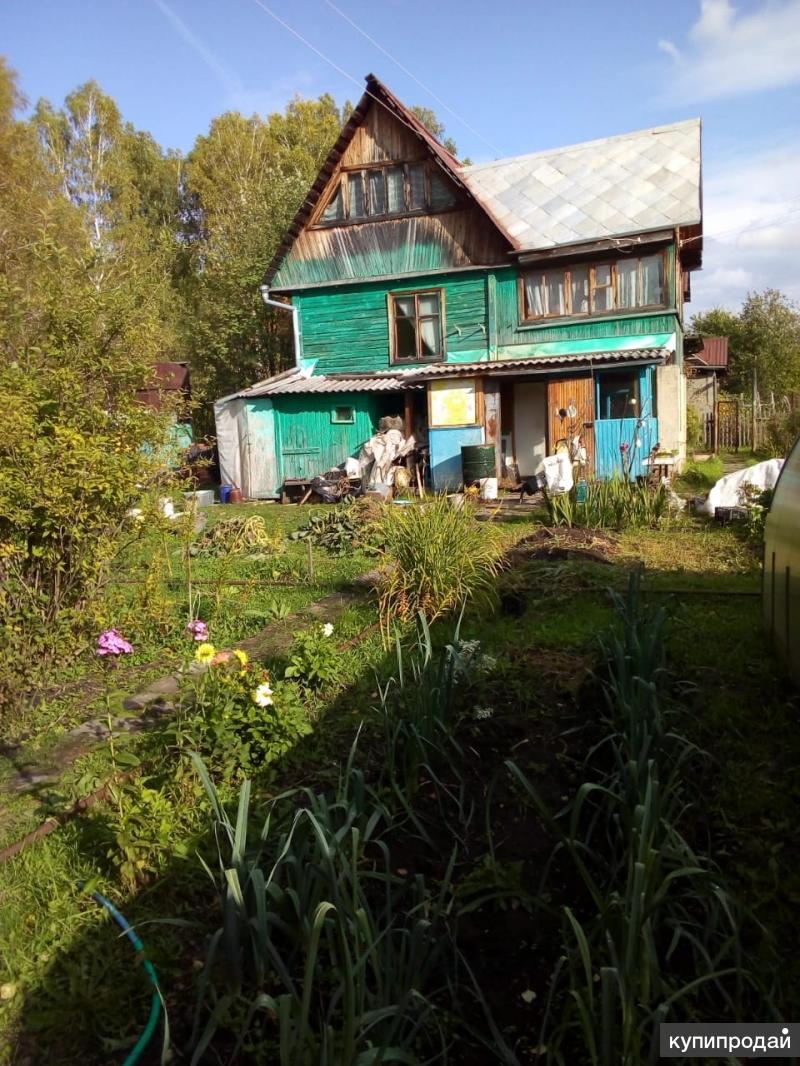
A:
[
  {"xmin": 274, "ymin": 393, "xmax": 387, "ymax": 483},
  {"xmin": 294, "ymin": 251, "xmax": 681, "ymax": 376},
  {"xmin": 295, "ymin": 272, "xmax": 491, "ymax": 375}
]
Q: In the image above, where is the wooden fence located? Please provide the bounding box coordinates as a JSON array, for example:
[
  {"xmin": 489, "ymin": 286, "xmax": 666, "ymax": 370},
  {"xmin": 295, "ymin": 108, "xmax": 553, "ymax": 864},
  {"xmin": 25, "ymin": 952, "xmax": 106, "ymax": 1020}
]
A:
[{"xmin": 704, "ymin": 395, "xmax": 798, "ymax": 452}]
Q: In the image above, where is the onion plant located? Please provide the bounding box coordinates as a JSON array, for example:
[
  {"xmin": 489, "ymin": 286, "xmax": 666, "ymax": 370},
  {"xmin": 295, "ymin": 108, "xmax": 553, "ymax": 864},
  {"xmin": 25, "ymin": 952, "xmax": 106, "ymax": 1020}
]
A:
[
  {"xmin": 507, "ymin": 572, "xmax": 753, "ymax": 1065},
  {"xmin": 190, "ymin": 745, "xmax": 458, "ymax": 1065}
]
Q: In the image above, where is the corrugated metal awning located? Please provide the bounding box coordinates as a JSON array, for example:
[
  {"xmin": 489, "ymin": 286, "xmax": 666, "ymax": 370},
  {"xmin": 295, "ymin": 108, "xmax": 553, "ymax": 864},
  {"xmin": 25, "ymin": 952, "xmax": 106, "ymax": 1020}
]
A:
[
  {"xmin": 226, "ymin": 348, "xmax": 669, "ymax": 401},
  {"xmin": 235, "ymin": 368, "xmax": 417, "ymax": 398},
  {"xmin": 389, "ymin": 348, "xmax": 670, "ymax": 382}
]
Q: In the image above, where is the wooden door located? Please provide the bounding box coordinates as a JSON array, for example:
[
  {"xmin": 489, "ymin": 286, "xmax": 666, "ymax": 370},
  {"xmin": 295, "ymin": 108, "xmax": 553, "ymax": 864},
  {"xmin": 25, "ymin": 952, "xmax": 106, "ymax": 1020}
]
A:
[{"xmin": 547, "ymin": 375, "xmax": 595, "ymax": 474}]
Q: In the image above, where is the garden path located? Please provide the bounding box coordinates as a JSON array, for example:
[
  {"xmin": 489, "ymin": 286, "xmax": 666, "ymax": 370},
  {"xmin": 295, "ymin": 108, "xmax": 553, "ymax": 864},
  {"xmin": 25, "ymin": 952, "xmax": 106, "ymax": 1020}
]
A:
[{"xmin": 1, "ymin": 572, "xmax": 380, "ymax": 798}]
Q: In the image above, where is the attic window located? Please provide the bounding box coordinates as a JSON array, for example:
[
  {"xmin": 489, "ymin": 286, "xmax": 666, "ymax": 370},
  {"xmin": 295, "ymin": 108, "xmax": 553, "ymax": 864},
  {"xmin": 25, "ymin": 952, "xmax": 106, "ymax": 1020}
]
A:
[{"xmin": 316, "ymin": 161, "xmax": 456, "ymax": 225}]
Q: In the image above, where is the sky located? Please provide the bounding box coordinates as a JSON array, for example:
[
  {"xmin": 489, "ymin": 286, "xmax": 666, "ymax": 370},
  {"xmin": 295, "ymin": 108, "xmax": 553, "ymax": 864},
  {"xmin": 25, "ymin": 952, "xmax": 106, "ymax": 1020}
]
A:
[{"xmin": 3, "ymin": 0, "xmax": 800, "ymax": 316}]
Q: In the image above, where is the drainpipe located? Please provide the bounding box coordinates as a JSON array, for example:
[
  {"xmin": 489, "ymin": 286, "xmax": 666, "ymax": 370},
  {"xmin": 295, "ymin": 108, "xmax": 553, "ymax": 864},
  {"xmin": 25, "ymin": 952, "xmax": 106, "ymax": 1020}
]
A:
[{"xmin": 259, "ymin": 285, "xmax": 300, "ymax": 369}]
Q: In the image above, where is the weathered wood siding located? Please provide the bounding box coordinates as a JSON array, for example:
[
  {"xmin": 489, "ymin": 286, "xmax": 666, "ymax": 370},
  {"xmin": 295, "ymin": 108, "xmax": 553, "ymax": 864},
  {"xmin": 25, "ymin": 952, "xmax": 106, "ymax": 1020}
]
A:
[
  {"xmin": 296, "ymin": 272, "xmax": 492, "ymax": 375},
  {"xmin": 271, "ymin": 99, "xmax": 509, "ymax": 289},
  {"xmin": 275, "ymin": 393, "xmax": 388, "ymax": 482},
  {"xmin": 272, "ymin": 211, "xmax": 509, "ymax": 288}
]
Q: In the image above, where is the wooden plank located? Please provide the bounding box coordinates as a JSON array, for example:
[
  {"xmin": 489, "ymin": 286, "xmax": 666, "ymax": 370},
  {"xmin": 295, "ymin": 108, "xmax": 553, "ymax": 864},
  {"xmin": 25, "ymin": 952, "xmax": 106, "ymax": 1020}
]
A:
[{"xmin": 547, "ymin": 375, "xmax": 596, "ymax": 475}]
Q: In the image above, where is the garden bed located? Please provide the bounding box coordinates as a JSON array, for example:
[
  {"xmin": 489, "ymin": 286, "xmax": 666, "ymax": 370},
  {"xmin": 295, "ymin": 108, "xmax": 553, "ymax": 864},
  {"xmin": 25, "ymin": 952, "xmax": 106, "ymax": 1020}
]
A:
[{"xmin": 1, "ymin": 510, "xmax": 797, "ymax": 1065}]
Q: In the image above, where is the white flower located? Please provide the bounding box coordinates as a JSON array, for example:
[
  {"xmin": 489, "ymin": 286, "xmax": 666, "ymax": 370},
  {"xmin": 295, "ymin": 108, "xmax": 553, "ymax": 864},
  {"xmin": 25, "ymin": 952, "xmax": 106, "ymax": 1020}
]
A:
[
  {"xmin": 322, "ymin": 623, "xmax": 334, "ymax": 637},
  {"xmin": 473, "ymin": 706, "xmax": 494, "ymax": 720},
  {"xmin": 252, "ymin": 683, "xmax": 274, "ymax": 707}
]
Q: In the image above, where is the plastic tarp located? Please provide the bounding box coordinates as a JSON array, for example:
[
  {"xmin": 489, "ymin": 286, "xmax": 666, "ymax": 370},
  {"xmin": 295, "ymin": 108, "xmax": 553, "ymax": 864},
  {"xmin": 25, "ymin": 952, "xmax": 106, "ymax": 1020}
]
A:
[
  {"xmin": 358, "ymin": 430, "xmax": 416, "ymax": 487},
  {"xmin": 213, "ymin": 397, "xmax": 245, "ymax": 490},
  {"xmin": 702, "ymin": 458, "xmax": 785, "ymax": 516}
]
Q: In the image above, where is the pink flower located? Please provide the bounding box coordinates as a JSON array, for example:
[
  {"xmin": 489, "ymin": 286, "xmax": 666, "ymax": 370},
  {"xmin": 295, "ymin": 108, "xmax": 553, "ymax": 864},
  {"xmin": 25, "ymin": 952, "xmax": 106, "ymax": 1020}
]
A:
[
  {"xmin": 97, "ymin": 629, "xmax": 133, "ymax": 656},
  {"xmin": 619, "ymin": 442, "xmax": 630, "ymax": 453},
  {"xmin": 186, "ymin": 619, "xmax": 209, "ymax": 642}
]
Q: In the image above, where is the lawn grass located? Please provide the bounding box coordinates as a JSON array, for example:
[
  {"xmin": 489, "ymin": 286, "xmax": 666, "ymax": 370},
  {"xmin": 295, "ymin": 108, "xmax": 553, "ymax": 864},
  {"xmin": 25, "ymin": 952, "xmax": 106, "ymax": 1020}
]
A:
[{"xmin": 1, "ymin": 502, "xmax": 796, "ymax": 1063}]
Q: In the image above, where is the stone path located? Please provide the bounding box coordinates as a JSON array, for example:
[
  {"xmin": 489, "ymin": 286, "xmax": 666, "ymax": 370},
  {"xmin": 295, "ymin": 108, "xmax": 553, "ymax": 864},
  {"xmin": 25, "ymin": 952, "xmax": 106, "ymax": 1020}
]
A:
[{"xmin": 1, "ymin": 574, "xmax": 380, "ymax": 797}]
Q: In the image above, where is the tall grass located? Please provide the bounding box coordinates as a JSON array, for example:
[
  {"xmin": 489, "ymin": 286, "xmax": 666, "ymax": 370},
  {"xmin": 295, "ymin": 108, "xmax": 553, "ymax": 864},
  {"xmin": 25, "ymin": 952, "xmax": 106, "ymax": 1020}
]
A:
[
  {"xmin": 507, "ymin": 572, "xmax": 754, "ymax": 1065},
  {"xmin": 377, "ymin": 496, "xmax": 503, "ymax": 640},
  {"xmin": 547, "ymin": 477, "xmax": 669, "ymax": 531}
]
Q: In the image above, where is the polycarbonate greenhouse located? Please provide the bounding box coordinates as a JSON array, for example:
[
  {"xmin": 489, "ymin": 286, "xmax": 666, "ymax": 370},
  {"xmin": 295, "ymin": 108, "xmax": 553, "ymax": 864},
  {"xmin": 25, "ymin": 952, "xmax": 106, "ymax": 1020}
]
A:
[{"xmin": 763, "ymin": 436, "xmax": 800, "ymax": 684}]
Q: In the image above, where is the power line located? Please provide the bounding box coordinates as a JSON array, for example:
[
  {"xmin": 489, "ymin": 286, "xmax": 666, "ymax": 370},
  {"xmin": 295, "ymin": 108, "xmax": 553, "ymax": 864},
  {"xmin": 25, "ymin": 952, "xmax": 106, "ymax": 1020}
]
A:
[
  {"xmin": 250, "ymin": 0, "xmax": 468, "ymax": 158},
  {"xmin": 321, "ymin": 0, "xmax": 503, "ymax": 157}
]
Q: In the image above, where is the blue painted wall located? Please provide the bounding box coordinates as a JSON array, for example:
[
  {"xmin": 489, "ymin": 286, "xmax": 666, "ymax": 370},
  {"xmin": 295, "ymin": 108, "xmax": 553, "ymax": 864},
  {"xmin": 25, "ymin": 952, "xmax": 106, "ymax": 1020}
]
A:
[{"xmin": 429, "ymin": 425, "xmax": 485, "ymax": 492}]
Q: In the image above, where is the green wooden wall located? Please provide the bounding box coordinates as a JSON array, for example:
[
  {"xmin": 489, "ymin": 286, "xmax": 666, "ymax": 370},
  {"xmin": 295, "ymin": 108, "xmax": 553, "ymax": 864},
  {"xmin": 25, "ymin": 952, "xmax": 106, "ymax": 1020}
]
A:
[
  {"xmin": 274, "ymin": 393, "xmax": 393, "ymax": 483},
  {"xmin": 294, "ymin": 249, "xmax": 680, "ymax": 376},
  {"xmin": 295, "ymin": 271, "xmax": 491, "ymax": 374}
]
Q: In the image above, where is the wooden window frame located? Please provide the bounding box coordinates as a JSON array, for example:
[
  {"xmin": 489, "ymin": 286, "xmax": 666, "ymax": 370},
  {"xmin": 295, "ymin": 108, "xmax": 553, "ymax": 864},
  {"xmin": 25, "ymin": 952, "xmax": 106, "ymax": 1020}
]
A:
[
  {"xmin": 519, "ymin": 249, "xmax": 669, "ymax": 324},
  {"xmin": 331, "ymin": 405, "xmax": 355, "ymax": 425},
  {"xmin": 388, "ymin": 288, "xmax": 446, "ymax": 364},
  {"xmin": 311, "ymin": 161, "xmax": 457, "ymax": 229}
]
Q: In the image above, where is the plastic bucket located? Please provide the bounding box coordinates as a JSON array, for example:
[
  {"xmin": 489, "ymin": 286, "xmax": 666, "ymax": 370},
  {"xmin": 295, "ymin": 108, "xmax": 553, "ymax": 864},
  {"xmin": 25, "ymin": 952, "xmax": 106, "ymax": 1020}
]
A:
[{"xmin": 219, "ymin": 485, "xmax": 232, "ymax": 504}]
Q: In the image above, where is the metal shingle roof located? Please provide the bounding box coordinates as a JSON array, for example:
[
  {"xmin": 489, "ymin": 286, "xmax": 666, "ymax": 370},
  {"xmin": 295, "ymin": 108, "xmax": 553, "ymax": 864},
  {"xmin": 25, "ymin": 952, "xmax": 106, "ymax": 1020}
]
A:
[{"xmin": 462, "ymin": 119, "xmax": 701, "ymax": 252}]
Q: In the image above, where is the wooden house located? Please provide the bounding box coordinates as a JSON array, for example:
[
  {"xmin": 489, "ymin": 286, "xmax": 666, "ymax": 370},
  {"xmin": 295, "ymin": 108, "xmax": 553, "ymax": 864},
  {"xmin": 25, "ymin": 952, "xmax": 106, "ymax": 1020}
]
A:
[{"xmin": 215, "ymin": 74, "xmax": 702, "ymax": 496}]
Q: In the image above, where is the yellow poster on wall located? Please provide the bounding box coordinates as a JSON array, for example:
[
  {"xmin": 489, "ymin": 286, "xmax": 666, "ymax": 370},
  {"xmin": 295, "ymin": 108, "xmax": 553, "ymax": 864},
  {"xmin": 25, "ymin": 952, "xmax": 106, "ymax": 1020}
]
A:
[{"xmin": 429, "ymin": 378, "xmax": 477, "ymax": 427}]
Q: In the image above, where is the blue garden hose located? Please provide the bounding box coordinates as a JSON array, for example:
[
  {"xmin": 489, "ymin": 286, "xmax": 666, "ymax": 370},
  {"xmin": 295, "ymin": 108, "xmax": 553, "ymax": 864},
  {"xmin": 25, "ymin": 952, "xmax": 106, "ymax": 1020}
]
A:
[{"xmin": 79, "ymin": 882, "xmax": 163, "ymax": 1065}]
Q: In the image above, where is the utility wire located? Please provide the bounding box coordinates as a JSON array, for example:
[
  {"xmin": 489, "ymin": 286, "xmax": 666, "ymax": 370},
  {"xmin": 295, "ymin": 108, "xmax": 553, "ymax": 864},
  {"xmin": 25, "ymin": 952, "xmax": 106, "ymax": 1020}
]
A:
[
  {"xmin": 250, "ymin": 0, "xmax": 499, "ymax": 164},
  {"xmin": 321, "ymin": 0, "xmax": 503, "ymax": 157}
]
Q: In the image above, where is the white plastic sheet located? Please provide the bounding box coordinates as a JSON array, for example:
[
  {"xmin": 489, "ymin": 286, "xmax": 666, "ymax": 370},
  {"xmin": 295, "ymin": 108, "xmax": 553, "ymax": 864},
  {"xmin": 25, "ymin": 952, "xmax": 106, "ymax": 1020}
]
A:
[
  {"xmin": 702, "ymin": 458, "xmax": 785, "ymax": 516},
  {"xmin": 541, "ymin": 453, "xmax": 574, "ymax": 494}
]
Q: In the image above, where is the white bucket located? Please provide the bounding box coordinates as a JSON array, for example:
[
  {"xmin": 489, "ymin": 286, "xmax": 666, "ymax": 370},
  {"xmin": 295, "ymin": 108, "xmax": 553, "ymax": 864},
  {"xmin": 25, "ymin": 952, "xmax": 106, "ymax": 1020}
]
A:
[{"xmin": 479, "ymin": 477, "xmax": 498, "ymax": 500}]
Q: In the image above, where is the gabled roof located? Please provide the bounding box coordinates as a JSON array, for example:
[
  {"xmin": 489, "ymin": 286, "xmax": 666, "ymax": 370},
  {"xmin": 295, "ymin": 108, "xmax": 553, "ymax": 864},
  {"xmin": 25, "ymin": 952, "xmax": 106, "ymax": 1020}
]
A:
[
  {"xmin": 461, "ymin": 119, "xmax": 702, "ymax": 251},
  {"xmin": 263, "ymin": 75, "xmax": 703, "ymax": 290},
  {"xmin": 263, "ymin": 74, "xmax": 513, "ymax": 287}
]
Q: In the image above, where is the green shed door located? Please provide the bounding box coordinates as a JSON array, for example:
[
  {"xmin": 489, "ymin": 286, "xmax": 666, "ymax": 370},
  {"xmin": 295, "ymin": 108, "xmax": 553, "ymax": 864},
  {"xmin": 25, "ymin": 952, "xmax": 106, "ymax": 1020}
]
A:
[{"xmin": 276, "ymin": 394, "xmax": 385, "ymax": 482}]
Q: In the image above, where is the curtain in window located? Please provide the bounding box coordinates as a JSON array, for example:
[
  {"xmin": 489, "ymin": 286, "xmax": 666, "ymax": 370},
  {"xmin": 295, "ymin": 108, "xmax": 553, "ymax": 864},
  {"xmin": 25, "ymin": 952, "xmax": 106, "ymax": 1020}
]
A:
[
  {"xmin": 321, "ymin": 184, "xmax": 344, "ymax": 222},
  {"xmin": 347, "ymin": 173, "xmax": 365, "ymax": 218},
  {"xmin": 407, "ymin": 164, "xmax": 426, "ymax": 210},
  {"xmin": 545, "ymin": 271, "xmax": 566, "ymax": 316},
  {"xmin": 525, "ymin": 274, "xmax": 546, "ymax": 316},
  {"xmin": 570, "ymin": 266, "xmax": 589, "ymax": 313},
  {"xmin": 641, "ymin": 254, "xmax": 664, "ymax": 305},
  {"xmin": 386, "ymin": 167, "xmax": 404, "ymax": 213},
  {"xmin": 617, "ymin": 259, "xmax": 638, "ymax": 309},
  {"xmin": 429, "ymin": 171, "xmax": 455, "ymax": 210},
  {"xmin": 593, "ymin": 264, "xmax": 614, "ymax": 312},
  {"xmin": 368, "ymin": 170, "xmax": 386, "ymax": 216},
  {"xmin": 418, "ymin": 293, "xmax": 440, "ymax": 357}
]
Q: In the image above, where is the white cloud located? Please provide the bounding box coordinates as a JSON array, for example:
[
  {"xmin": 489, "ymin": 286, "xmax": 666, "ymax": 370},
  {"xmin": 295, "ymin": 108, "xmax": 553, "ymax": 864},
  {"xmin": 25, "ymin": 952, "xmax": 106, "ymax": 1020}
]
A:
[
  {"xmin": 659, "ymin": 0, "xmax": 800, "ymax": 103},
  {"xmin": 690, "ymin": 141, "xmax": 800, "ymax": 312}
]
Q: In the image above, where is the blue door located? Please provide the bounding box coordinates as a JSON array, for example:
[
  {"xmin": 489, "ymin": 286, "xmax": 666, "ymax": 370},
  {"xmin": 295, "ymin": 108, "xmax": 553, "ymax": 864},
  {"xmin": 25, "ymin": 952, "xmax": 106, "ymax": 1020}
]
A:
[{"xmin": 594, "ymin": 366, "xmax": 659, "ymax": 479}]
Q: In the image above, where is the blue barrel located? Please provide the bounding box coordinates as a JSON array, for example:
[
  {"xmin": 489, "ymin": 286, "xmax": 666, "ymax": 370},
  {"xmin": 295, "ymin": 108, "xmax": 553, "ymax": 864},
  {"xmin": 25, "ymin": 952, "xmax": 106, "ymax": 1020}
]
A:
[{"xmin": 219, "ymin": 485, "xmax": 232, "ymax": 504}]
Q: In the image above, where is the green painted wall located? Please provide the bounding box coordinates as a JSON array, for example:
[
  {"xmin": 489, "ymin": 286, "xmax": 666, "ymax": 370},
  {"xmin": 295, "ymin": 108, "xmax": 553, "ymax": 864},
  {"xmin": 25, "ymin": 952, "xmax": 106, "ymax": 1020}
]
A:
[
  {"xmin": 294, "ymin": 249, "xmax": 681, "ymax": 376},
  {"xmin": 295, "ymin": 271, "xmax": 491, "ymax": 375},
  {"xmin": 274, "ymin": 393, "xmax": 390, "ymax": 484}
]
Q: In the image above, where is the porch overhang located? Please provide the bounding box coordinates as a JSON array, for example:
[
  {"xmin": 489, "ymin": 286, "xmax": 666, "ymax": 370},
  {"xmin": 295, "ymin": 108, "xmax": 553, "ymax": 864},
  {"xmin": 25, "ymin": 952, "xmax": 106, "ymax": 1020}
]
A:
[{"xmin": 389, "ymin": 347, "xmax": 671, "ymax": 384}]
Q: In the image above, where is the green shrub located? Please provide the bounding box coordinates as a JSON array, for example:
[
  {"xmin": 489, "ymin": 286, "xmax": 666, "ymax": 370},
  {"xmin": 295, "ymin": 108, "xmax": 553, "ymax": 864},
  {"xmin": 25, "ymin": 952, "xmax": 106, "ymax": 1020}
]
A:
[
  {"xmin": 762, "ymin": 407, "xmax": 800, "ymax": 458},
  {"xmin": 289, "ymin": 497, "xmax": 384, "ymax": 555},
  {"xmin": 686, "ymin": 402, "xmax": 705, "ymax": 451},
  {"xmin": 284, "ymin": 621, "xmax": 340, "ymax": 690},
  {"xmin": 174, "ymin": 646, "xmax": 311, "ymax": 780},
  {"xmin": 377, "ymin": 495, "xmax": 503, "ymax": 637},
  {"xmin": 546, "ymin": 477, "xmax": 670, "ymax": 531}
]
